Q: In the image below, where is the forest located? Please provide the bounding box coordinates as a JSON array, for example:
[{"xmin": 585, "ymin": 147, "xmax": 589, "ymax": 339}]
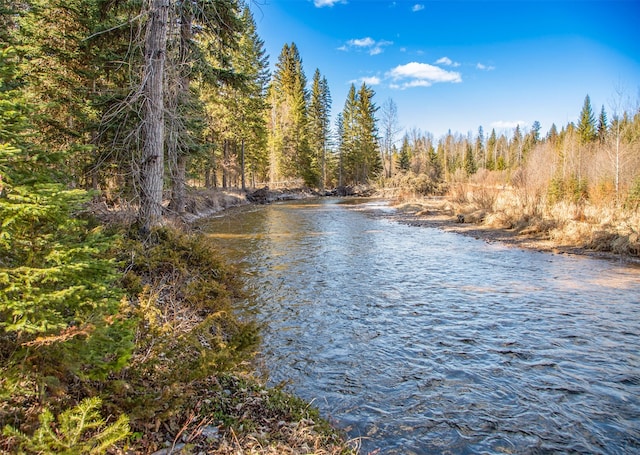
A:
[{"xmin": 1, "ymin": 0, "xmax": 639, "ymax": 453}]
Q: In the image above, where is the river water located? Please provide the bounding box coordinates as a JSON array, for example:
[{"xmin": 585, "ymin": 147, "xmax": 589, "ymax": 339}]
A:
[{"xmin": 202, "ymin": 198, "xmax": 640, "ymax": 454}]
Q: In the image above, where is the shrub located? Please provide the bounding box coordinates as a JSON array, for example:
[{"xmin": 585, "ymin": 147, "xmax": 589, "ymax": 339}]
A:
[{"xmin": 3, "ymin": 397, "xmax": 129, "ymax": 454}]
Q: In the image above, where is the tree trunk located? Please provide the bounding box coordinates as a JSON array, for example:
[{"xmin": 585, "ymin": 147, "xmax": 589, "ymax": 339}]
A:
[
  {"xmin": 139, "ymin": 0, "xmax": 169, "ymax": 233},
  {"xmin": 167, "ymin": 5, "xmax": 192, "ymax": 216},
  {"xmin": 320, "ymin": 143, "xmax": 326, "ymax": 193},
  {"xmin": 222, "ymin": 140, "xmax": 228, "ymax": 189},
  {"xmin": 241, "ymin": 137, "xmax": 246, "ymax": 191}
]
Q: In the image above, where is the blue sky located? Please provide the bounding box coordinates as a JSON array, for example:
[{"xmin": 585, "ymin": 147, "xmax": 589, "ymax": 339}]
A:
[{"xmin": 250, "ymin": 0, "xmax": 640, "ymax": 139}]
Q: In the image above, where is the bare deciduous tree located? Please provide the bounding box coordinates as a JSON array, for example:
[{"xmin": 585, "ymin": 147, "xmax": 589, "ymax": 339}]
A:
[{"xmin": 379, "ymin": 97, "xmax": 401, "ymax": 179}]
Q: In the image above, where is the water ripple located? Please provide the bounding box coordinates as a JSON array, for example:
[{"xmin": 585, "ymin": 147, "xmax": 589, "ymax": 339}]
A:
[{"xmin": 204, "ymin": 199, "xmax": 640, "ymax": 454}]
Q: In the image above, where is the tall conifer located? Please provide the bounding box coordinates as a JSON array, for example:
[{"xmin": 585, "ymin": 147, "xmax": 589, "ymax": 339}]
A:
[
  {"xmin": 267, "ymin": 42, "xmax": 310, "ymax": 182},
  {"xmin": 578, "ymin": 94, "xmax": 597, "ymax": 144},
  {"xmin": 309, "ymin": 68, "xmax": 332, "ymax": 189},
  {"xmin": 597, "ymin": 105, "xmax": 608, "ymax": 143}
]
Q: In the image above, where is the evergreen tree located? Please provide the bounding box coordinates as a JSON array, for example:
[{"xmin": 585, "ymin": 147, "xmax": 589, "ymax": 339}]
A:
[
  {"xmin": 428, "ymin": 142, "xmax": 442, "ymax": 180},
  {"xmin": 12, "ymin": 0, "xmax": 117, "ymax": 188},
  {"xmin": 398, "ymin": 135, "xmax": 411, "ymax": 171},
  {"xmin": 578, "ymin": 94, "xmax": 597, "ymax": 144},
  {"xmin": 531, "ymin": 120, "xmax": 541, "ymax": 144},
  {"xmin": 486, "ymin": 128, "xmax": 497, "ymax": 170},
  {"xmin": 354, "ymin": 82, "xmax": 380, "ymax": 183},
  {"xmin": 308, "ymin": 68, "xmax": 332, "ymax": 189},
  {"xmin": 200, "ymin": 4, "xmax": 268, "ymax": 190},
  {"xmin": 267, "ymin": 42, "xmax": 310, "ymax": 182},
  {"xmin": 340, "ymin": 83, "xmax": 380, "ymax": 184},
  {"xmin": 475, "ymin": 125, "xmax": 485, "ymax": 169},
  {"xmin": 597, "ymin": 105, "xmax": 608, "ymax": 144},
  {"xmin": 235, "ymin": 6, "xmax": 270, "ymax": 188},
  {"xmin": 166, "ymin": 0, "xmax": 243, "ymax": 208},
  {"xmin": 0, "ymin": 46, "xmax": 132, "ymax": 405},
  {"xmin": 339, "ymin": 84, "xmax": 358, "ymax": 184},
  {"xmin": 464, "ymin": 143, "xmax": 477, "ymax": 175},
  {"xmin": 139, "ymin": 0, "xmax": 170, "ymax": 232},
  {"xmin": 547, "ymin": 123, "xmax": 559, "ymax": 144}
]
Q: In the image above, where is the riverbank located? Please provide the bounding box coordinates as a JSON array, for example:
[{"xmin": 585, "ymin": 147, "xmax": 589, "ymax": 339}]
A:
[
  {"xmin": 383, "ymin": 195, "xmax": 640, "ymax": 265},
  {"xmin": 111, "ymin": 225, "xmax": 358, "ymax": 454}
]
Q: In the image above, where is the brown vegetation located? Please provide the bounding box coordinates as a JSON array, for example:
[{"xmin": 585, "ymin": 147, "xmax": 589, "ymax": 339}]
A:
[{"xmin": 390, "ymin": 185, "xmax": 640, "ymax": 263}]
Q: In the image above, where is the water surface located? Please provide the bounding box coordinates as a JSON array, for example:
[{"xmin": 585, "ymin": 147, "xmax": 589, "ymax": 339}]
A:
[{"xmin": 203, "ymin": 199, "xmax": 640, "ymax": 454}]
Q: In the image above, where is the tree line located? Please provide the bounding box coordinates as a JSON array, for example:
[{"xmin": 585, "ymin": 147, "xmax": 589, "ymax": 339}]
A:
[{"xmin": 383, "ymin": 94, "xmax": 640, "ymax": 209}]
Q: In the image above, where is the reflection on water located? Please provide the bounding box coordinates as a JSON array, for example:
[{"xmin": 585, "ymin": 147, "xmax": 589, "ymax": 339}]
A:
[{"xmin": 202, "ymin": 199, "xmax": 640, "ymax": 454}]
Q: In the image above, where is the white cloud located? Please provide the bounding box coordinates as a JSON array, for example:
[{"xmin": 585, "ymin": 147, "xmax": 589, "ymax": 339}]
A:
[
  {"xmin": 491, "ymin": 120, "xmax": 526, "ymax": 129},
  {"xmin": 350, "ymin": 76, "xmax": 382, "ymax": 86},
  {"xmin": 314, "ymin": 0, "xmax": 345, "ymax": 7},
  {"xmin": 340, "ymin": 37, "xmax": 393, "ymax": 55},
  {"xmin": 476, "ymin": 63, "xmax": 495, "ymax": 71},
  {"xmin": 348, "ymin": 37, "xmax": 375, "ymax": 47},
  {"xmin": 387, "ymin": 61, "xmax": 462, "ymax": 89},
  {"xmin": 412, "ymin": 4, "xmax": 425, "ymax": 12},
  {"xmin": 436, "ymin": 56, "xmax": 460, "ymax": 67},
  {"xmin": 404, "ymin": 79, "xmax": 432, "ymax": 88}
]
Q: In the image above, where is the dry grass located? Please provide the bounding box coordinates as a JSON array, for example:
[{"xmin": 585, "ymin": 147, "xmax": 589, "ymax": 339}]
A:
[
  {"xmin": 459, "ymin": 185, "xmax": 640, "ymax": 256},
  {"xmin": 393, "ymin": 182, "xmax": 639, "ymax": 258}
]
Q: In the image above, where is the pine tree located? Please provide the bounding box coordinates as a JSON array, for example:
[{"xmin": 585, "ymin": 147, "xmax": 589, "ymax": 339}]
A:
[
  {"xmin": 308, "ymin": 68, "xmax": 332, "ymax": 189},
  {"xmin": 235, "ymin": 6, "xmax": 270, "ymax": 189},
  {"xmin": 354, "ymin": 83, "xmax": 380, "ymax": 183},
  {"xmin": 0, "ymin": 46, "xmax": 132, "ymax": 404},
  {"xmin": 398, "ymin": 135, "xmax": 411, "ymax": 172},
  {"xmin": 475, "ymin": 125, "xmax": 485, "ymax": 169},
  {"xmin": 531, "ymin": 120, "xmax": 541, "ymax": 144},
  {"xmin": 428, "ymin": 142, "xmax": 442, "ymax": 180},
  {"xmin": 464, "ymin": 143, "xmax": 477, "ymax": 175},
  {"xmin": 486, "ymin": 128, "xmax": 497, "ymax": 170},
  {"xmin": 578, "ymin": 94, "xmax": 597, "ymax": 144},
  {"xmin": 137, "ymin": 0, "xmax": 170, "ymax": 232},
  {"xmin": 12, "ymin": 0, "xmax": 115, "ymax": 188},
  {"xmin": 547, "ymin": 123, "xmax": 559, "ymax": 144},
  {"xmin": 166, "ymin": 0, "xmax": 243, "ymax": 208},
  {"xmin": 597, "ymin": 105, "xmax": 608, "ymax": 144},
  {"xmin": 267, "ymin": 42, "xmax": 310, "ymax": 183}
]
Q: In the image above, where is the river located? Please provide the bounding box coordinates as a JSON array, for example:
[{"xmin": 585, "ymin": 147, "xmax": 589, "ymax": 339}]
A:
[{"xmin": 202, "ymin": 198, "xmax": 640, "ymax": 454}]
